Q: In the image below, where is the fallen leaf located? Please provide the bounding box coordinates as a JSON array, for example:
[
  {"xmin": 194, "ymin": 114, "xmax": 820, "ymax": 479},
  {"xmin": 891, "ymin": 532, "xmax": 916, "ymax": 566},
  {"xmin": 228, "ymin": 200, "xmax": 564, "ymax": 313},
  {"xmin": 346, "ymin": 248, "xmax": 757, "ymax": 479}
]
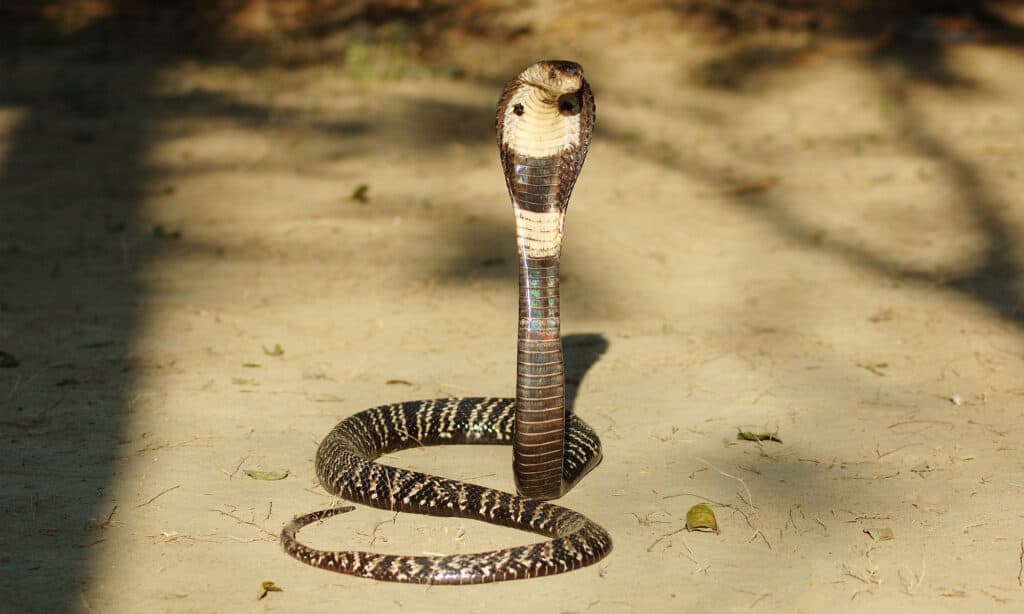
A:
[
  {"xmin": 0, "ymin": 350, "xmax": 19, "ymax": 368},
  {"xmin": 262, "ymin": 344, "xmax": 284, "ymax": 357},
  {"xmin": 685, "ymin": 503, "xmax": 719, "ymax": 533},
  {"xmin": 910, "ymin": 461, "xmax": 934, "ymax": 475},
  {"xmin": 864, "ymin": 527, "xmax": 894, "ymax": 541},
  {"xmin": 351, "ymin": 184, "xmax": 370, "ymax": 203},
  {"xmin": 857, "ymin": 361, "xmax": 889, "ymax": 376},
  {"xmin": 244, "ymin": 469, "xmax": 289, "ymax": 481},
  {"xmin": 231, "ymin": 377, "xmax": 259, "ymax": 386},
  {"xmin": 868, "ymin": 308, "xmax": 894, "ymax": 323},
  {"xmin": 386, "ymin": 379, "xmax": 414, "ymax": 386},
  {"xmin": 152, "ymin": 224, "xmax": 183, "ymax": 240},
  {"xmin": 737, "ymin": 429, "xmax": 782, "ymax": 443},
  {"xmin": 258, "ymin": 580, "xmax": 283, "ymax": 600},
  {"xmin": 307, "ymin": 393, "xmax": 344, "ymax": 403}
]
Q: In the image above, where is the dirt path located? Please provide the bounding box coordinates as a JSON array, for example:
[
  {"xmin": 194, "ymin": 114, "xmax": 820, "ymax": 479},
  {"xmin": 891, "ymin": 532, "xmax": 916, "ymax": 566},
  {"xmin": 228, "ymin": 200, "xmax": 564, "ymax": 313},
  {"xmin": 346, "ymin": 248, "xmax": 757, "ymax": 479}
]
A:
[{"xmin": 3, "ymin": 4, "xmax": 1024, "ymax": 612}]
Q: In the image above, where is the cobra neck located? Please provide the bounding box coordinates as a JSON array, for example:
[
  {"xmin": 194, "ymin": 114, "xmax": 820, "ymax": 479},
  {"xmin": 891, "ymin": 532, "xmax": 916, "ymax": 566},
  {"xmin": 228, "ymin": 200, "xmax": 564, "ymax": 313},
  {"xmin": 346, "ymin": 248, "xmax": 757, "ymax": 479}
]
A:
[{"xmin": 513, "ymin": 226, "xmax": 567, "ymax": 500}]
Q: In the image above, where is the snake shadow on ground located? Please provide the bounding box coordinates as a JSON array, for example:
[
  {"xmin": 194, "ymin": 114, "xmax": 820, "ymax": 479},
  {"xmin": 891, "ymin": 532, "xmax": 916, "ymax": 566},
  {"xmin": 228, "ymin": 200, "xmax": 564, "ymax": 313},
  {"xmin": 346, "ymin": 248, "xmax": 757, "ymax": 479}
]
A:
[{"xmin": 562, "ymin": 333, "xmax": 609, "ymax": 419}]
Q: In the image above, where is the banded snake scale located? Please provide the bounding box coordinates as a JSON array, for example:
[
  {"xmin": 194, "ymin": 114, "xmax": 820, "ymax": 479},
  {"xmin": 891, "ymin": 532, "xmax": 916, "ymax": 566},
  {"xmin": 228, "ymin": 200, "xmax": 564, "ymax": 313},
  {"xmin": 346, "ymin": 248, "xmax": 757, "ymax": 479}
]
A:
[{"xmin": 281, "ymin": 61, "xmax": 610, "ymax": 584}]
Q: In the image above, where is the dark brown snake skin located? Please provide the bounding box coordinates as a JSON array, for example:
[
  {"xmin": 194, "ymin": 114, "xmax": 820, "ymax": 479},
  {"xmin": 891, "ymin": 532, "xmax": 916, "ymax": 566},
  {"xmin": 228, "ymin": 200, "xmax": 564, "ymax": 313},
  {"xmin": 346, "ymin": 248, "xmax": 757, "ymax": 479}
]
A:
[{"xmin": 281, "ymin": 61, "xmax": 609, "ymax": 584}]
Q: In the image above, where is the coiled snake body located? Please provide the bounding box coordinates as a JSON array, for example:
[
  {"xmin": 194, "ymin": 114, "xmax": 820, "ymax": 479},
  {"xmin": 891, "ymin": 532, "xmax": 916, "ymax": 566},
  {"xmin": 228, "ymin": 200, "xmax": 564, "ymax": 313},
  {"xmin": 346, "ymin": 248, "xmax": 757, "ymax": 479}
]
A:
[{"xmin": 281, "ymin": 61, "xmax": 610, "ymax": 584}]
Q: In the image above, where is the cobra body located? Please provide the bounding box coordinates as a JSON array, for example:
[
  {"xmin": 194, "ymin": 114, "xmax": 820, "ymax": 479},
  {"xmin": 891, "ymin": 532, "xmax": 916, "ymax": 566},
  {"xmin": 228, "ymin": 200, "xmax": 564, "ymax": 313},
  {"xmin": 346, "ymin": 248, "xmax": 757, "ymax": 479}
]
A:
[{"xmin": 281, "ymin": 61, "xmax": 607, "ymax": 584}]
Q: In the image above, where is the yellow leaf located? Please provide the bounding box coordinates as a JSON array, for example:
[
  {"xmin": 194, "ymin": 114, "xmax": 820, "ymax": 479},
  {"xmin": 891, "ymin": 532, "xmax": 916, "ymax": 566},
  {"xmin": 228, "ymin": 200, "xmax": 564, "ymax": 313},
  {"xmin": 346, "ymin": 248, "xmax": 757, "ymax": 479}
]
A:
[
  {"xmin": 685, "ymin": 503, "xmax": 719, "ymax": 533},
  {"xmin": 258, "ymin": 580, "xmax": 283, "ymax": 600}
]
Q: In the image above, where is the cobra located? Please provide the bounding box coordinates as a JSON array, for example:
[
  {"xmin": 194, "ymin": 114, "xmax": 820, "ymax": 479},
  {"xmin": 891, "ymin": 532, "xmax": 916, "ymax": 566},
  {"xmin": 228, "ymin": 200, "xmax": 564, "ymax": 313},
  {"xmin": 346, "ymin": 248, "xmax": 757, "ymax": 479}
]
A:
[{"xmin": 281, "ymin": 60, "xmax": 610, "ymax": 584}]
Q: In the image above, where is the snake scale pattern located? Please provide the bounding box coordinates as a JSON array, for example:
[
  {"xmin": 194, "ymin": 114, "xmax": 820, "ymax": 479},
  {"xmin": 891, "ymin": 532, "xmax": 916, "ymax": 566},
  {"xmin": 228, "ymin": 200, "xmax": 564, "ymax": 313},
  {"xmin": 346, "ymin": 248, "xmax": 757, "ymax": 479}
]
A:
[{"xmin": 281, "ymin": 61, "xmax": 610, "ymax": 584}]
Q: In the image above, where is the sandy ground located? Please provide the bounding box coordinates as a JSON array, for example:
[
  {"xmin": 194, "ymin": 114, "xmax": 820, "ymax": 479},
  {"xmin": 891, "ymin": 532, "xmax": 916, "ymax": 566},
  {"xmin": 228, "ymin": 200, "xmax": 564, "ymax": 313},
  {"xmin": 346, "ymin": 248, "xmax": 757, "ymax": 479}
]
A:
[{"xmin": 4, "ymin": 4, "xmax": 1024, "ymax": 613}]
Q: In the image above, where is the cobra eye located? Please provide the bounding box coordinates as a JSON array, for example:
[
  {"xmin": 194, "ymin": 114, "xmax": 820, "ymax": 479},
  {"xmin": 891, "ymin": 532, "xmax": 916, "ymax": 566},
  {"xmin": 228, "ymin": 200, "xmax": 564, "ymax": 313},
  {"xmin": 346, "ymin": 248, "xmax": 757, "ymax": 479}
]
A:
[{"xmin": 513, "ymin": 103, "xmax": 524, "ymax": 116}]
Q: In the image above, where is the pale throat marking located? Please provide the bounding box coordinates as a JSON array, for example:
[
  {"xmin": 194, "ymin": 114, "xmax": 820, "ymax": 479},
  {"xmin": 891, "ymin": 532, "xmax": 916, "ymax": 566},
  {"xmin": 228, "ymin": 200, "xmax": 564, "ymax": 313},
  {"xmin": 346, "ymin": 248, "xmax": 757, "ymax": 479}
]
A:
[
  {"xmin": 502, "ymin": 84, "xmax": 582, "ymax": 158},
  {"xmin": 515, "ymin": 209, "xmax": 563, "ymax": 258}
]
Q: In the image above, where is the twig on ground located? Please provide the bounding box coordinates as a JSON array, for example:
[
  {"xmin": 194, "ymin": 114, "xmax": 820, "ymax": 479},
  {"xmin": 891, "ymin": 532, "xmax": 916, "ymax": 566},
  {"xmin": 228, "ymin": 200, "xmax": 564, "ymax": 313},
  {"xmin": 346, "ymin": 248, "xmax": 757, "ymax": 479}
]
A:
[
  {"xmin": 134, "ymin": 485, "xmax": 180, "ymax": 509},
  {"xmin": 815, "ymin": 517, "xmax": 829, "ymax": 535},
  {"xmin": 859, "ymin": 399, "xmax": 917, "ymax": 408},
  {"xmin": 887, "ymin": 419, "xmax": 954, "ymax": 430},
  {"xmin": 0, "ymin": 397, "xmax": 62, "ymax": 429},
  {"xmin": 661, "ymin": 491, "xmax": 724, "ymax": 502},
  {"xmin": 368, "ymin": 511, "xmax": 399, "ymax": 547},
  {"xmin": 695, "ymin": 457, "xmax": 756, "ymax": 510},
  {"xmin": 647, "ymin": 527, "xmax": 686, "ymax": 552},
  {"xmin": 898, "ymin": 558, "xmax": 926, "ymax": 595},
  {"xmin": 1018, "ymin": 538, "xmax": 1023, "ymax": 587},
  {"xmin": 90, "ymin": 505, "xmax": 118, "ymax": 529},
  {"xmin": 744, "ymin": 591, "xmax": 771, "ymax": 608},
  {"xmin": 748, "ymin": 529, "xmax": 773, "ymax": 551},
  {"xmin": 841, "ymin": 561, "xmax": 882, "ymax": 585},
  {"xmin": 223, "ymin": 455, "xmax": 249, "ymax": 479},
  {"xmin": 840, "ymin": 471, "xmax": 900, "ymax": 481},
  {"xmin": 136, "ymin": 436, "xmax": 208, "ymax": 455},
  {"xmin": 980, "ymin": 589, "xmax": 1009, "ymax": 603},
  {"xmin": 632, "ymin": 511, "xmax": 672, "ymax": 527},
  {"xmin": 211, "ymin": 506, "xmax": 277, "ymax": 538},
  {"xmin": 787, "ymin": 505, "xmax": 801, "ymax": 533},
  {"xmin": 152, "ymin": 531, "xmax": 270, "ymax": 544},
  {"xmin": 677, "ymin": 535, "xmax": 710, "ymax": 575}
]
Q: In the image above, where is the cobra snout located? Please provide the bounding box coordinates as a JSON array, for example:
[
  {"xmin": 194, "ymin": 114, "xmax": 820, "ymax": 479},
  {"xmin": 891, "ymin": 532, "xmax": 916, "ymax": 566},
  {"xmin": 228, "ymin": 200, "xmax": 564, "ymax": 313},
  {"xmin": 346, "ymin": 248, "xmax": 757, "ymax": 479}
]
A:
[{"xmin": 522, "ymin": 60, "xmax": 584, "ymax": 96}]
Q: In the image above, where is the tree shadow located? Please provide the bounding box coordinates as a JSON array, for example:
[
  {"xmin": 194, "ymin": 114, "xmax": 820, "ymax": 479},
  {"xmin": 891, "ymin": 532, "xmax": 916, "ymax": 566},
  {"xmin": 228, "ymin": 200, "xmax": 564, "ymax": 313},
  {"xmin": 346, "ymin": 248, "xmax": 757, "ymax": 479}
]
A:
[
  {"xmin": 0, "ymin": 10, "xmax": 373, "ymax": 611},
  {"xmin": 616, "ymin": 4, "xmax": 1024, "ymax": 327},
  {"xmin": 595, "ymin": 11, "xmax": 1024, "ymax": 586},
  {"xmin": 677, "ymin": 1, "xmax": 1024, "ymax": 91},
  {"xmin": 0, "ymin": 31, "xmax": 172, "ymax": 609}
]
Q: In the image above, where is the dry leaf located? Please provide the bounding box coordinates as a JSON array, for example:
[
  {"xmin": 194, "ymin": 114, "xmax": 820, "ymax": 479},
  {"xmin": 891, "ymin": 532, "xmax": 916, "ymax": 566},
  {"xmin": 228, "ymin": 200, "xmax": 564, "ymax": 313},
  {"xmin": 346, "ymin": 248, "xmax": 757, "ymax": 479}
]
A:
[
  {"xmin": 351, "ymin": 184, "xmax": 370, "ymax": 203},
  {"xmin": 258, "ymin": 580, "xmax": 283, "ymax": 600},
  {"xmin": 0, "ymin": 350, "xmax": 19, "ymax": 368},
  {"xmin": 152, "ymin": 224, "xmax": 183, "ymax": 240},
  {"xmin": 685, "ymin": 503, "xmax": 719, "ymax": 533},
  {"xmin": 857, "ymin": 361, "xmax": 889, "ymax": 376},
  {"xmin": 864, "ymin": 527, "xmax": 894, "ymax": 541},
  {"xmin": 244, "ymin": 469, "xmax": 289, "ymax": 481},
  {"xmin": 868, "ymin": 308, "xmax": 894, "ymax": 323},
  {"xmin": 737, "ymin": 429, "xmax": 782, "ymax": 443}
]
